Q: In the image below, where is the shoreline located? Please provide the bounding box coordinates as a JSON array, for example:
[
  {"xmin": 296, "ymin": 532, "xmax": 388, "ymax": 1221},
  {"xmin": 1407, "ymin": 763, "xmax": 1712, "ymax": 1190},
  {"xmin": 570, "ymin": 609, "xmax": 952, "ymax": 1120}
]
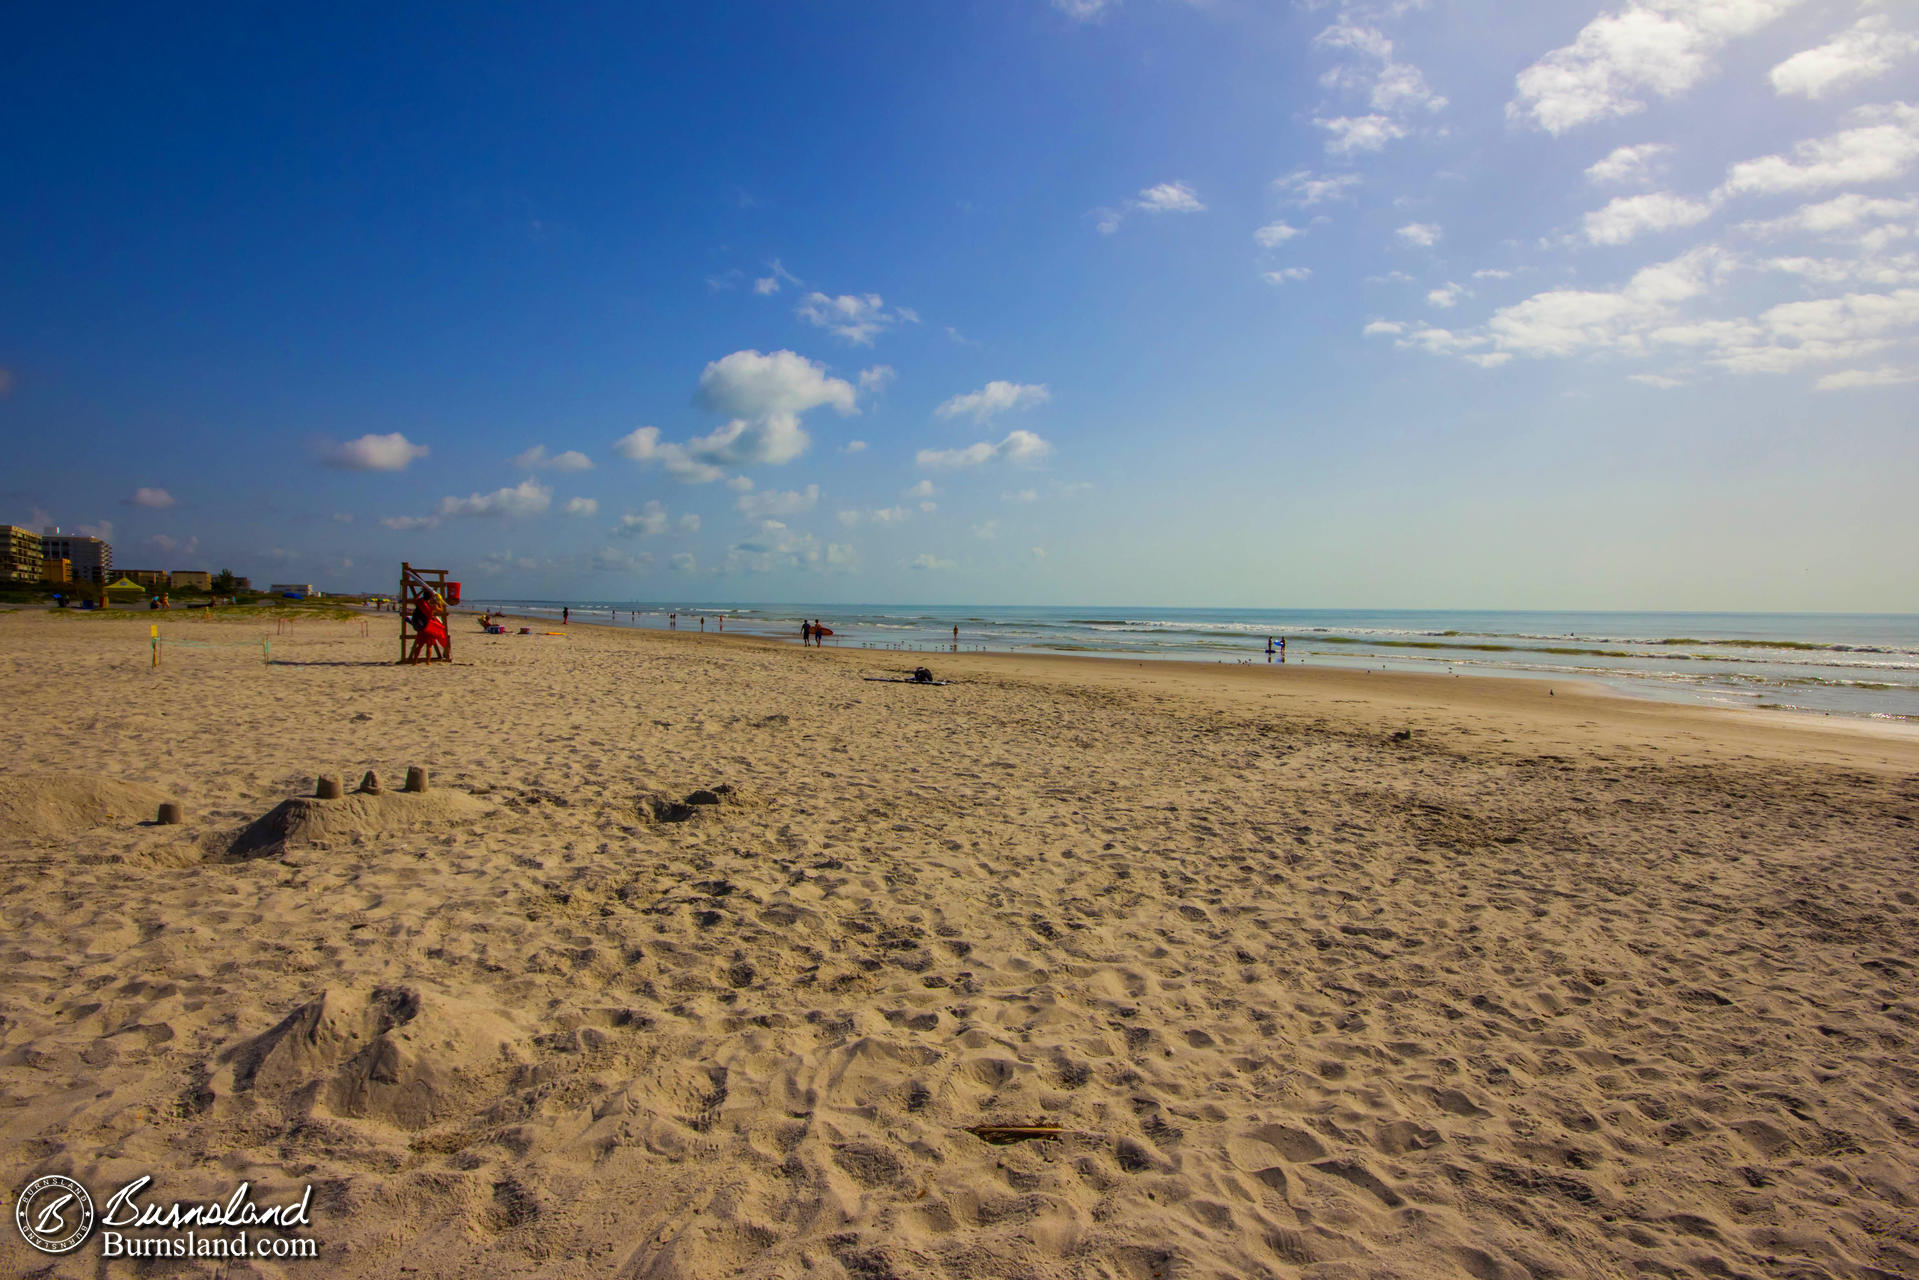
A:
[{"xmin": 476, "ymin": 606, "xmax": 1919, "ymax": 765}]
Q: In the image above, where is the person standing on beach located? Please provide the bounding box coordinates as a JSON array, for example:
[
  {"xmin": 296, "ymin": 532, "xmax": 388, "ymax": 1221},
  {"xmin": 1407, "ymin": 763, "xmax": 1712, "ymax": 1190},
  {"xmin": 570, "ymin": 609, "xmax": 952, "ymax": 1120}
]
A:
[
  {"xmin": 1278, "ymin": 636, "xmax": 1286, "ymax": 662},
  {"xmin": 1266, "ymin": 636, "xmax": 1275, "ymax": 663},
  {"xmin": 699, "ymin": 615, "xmax": 706, "ymax": 633},
  {"xmin": 801, "ymin": 619, "xmax": 811, "ymax": 645},
  {"xmin": 952, "ymin": 624, "xmax": 959, "ymax": 650}
]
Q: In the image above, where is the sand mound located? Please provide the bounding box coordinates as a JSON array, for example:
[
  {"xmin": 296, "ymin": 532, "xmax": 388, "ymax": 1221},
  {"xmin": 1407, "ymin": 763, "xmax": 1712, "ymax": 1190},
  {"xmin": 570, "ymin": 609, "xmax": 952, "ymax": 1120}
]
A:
[
  {"xmin": 0, "ymin": 771, "xmax": 174, "ymax": 842},
  {"xmin": 214, "ymin": 787, "xmax": 494, "ymax": 861},
  {"xmin": 635, "ymin": 782, "xmax": 754, "ymax": 824},
  {"xmin": 212, "ymin": 985, "xmax": 527, "ymax": 1130}
]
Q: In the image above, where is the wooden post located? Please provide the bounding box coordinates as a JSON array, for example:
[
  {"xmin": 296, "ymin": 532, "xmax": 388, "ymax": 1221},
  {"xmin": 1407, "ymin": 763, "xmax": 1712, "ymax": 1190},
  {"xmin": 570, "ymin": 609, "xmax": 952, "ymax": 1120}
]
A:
[{"xmin": 151, "ymin": 624, "xmax": 159, "ymax": 668}]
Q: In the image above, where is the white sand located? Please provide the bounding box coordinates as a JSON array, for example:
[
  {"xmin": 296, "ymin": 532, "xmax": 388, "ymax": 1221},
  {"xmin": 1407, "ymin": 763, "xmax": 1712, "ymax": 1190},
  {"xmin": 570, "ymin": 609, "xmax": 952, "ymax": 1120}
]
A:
[{"xmin": 2, "ymin": 608, "xmax": 1916, "ymax": 1278}]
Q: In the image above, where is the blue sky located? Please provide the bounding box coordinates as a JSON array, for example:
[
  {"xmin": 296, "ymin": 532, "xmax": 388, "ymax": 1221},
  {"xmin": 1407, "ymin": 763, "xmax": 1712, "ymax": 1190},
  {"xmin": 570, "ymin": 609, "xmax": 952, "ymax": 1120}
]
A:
[{"xmin": 4, "ymin": 0, "xmax": 1916, "ymax": 609}]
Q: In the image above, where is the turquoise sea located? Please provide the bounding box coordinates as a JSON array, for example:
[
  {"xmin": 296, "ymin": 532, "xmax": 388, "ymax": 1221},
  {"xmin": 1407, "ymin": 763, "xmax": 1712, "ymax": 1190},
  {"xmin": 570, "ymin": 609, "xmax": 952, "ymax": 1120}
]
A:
[{"xmin": 469, "ymin": 602, "xmax": 1919, "ymax": 723}]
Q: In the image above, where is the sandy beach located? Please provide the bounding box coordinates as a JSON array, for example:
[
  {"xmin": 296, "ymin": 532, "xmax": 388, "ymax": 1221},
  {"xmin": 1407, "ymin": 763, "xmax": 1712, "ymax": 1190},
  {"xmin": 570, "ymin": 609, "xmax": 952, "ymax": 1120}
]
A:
[{"xmin": 2, "ymin": 607, "xmax": 1916, "ymax": 1279}]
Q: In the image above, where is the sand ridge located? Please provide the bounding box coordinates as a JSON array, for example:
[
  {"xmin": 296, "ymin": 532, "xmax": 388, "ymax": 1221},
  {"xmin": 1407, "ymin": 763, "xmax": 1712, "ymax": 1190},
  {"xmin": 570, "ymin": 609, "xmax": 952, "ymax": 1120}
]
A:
[{"xmin": 0, "ymin": 609, "xmax": 1915, "ymax": 1278}]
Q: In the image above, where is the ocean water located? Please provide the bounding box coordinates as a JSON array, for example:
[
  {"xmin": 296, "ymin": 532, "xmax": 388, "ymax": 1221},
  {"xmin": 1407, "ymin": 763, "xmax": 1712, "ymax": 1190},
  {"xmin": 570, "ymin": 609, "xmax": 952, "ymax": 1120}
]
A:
[{"xmin": 469, "ymin": 601, "xmax": 1919, "ymax": 722}]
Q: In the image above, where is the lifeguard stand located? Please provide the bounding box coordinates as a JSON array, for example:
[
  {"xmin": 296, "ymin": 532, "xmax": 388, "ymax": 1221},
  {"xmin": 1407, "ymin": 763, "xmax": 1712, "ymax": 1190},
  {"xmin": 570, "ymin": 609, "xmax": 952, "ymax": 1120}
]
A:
[{"xmin": 399, "ymin": 562, "xmax": 456, "ymax": 665}]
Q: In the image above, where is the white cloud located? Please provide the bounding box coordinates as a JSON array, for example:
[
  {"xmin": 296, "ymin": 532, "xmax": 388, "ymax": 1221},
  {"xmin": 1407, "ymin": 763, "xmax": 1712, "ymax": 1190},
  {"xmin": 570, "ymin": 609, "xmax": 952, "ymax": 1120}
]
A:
[
  {"xmin": 1719, "ymin": 102, "xmax": 1919, "ymax": 197},
  {"xmin": 435, "ymin": 479, "xmax": 552, "ymax": 520},
  {"xmin": 563, "ymin": 497, "xmax": 599, "ymax": 517},
  {"xmin": 513, "ymin": 445, "xmax": 594, "ymax": 471},
  {"xmin": 1586, "ymin": 142, "xmax": 1675, "ymax": 187},
  {"xmin": 752, "ymin": 259, "xmax": 801, "ymax": 295},
  {"xmin": 1262, "ymin": 267, "xmax": 1313, "ymax": 285},
  {"xmin": 127, "ymin": 487, "xmax": 175, "ymax": 509},
  {"xmin": 840, "ymin": 440, "xmax": 868, "ymax": 454},
  {"xmin": 917, "ymin": 429, "xmax": 1052, "ymax": 469},
  {"xmin": 909, "ymin": 553, "xmax": 956, "ymax": 571},
  {"xmin": 1396, "ymin": 221, "xmax": 1441, "ymax": 247},
  {"xmin": 1584, "ymin": 191, "xmax": 1719, "ymax": 244},
  {"xmin": 1814, "ymin": 365, "xmax": 1919, "ymax": 390},
  {"xmin": 1427, "ymin": 282, "xmax": 1467, "ymax": 308},
  {"xmin": 1629, "ymin": 372, "xmax": 1687, "ymax": 387},
  {"xmin": 1318, "ymin": 114, "xmax": 1408, "ymax": 155},
  {"xmin": 1273, "ymin": 170, "xmax": 1362, "ymax": 206},
  {"xmin": 1509, "ymin": 0, "xmax": 1800, "ymax": 134},
  {"xmin": 1739, "ymin": 192, "xmax": 1919, "ymax": 239},
  {"xmin": 327, "ymin": 432, "xmax": 429, "ymax": 471},
  {"xmin": 1770, "ymin": 17, "xmax": 1919, "ymax": 100},
  {"xmin": 726, "ymin": 475, "xmax": 756, "ymax": 491},
  {"xmin": 970, "ymin": 519, "xmax": 998, "ymax": 540},
  {"xmin": 1488, "ymin": 247, "xmax": 1723, "ymax": 358},
  {"xmin": 1314, "ymin": 22, "xmax": 1447, "ymax": 115},
  {"xmin": 679, "ymin": 513, "xmax": 701, "ymax": 533},
  {"xmin": 858, "ymin": 365, "xmax": 895, "ymax": 392},
  {"xmin": 613, "ymin": 426, "xmax": 723, "ymax": 483},
  {"xmin": 935, "ymin": 380, "xmax": 1051, "ymax": 423},
  {"xmin": 1003, "ymin": 488, "xmax": 1038, "ymax": 503},
  {"xmin": 619, "ymin": 351, "xmax": 858, "ymax": 482},
  {"xmin": 330, "ymin": 512, "xmax": 355, "ymax": 524},
  {"xmin": 904, "ymin": 480, "xmax": 935, "ymax": 499},
  {"xmin": 1137, "ymin": 181, "xmax": 1205, "ymax": 213},
  {"xmin": 737, "ymin": 485, "xmax": 821, "ymax": 520},
  {"xmin": 1097, "ymin": 181, "xmax": 1206, "ymax": 234},
  {"xmin": 381, "ymin": 515, "xmax": 438, "ymax": 532},
  {"xmin": 613, "ymin": 501, "xmax": 672, "ymax": 537},
  {"xmin": 1473, "ymin": 268, "xmax": 1515, "ymax": 280},
  {"xmin": 1362, "ymin": 319, "xmax": 1406, "ymax": 336},
  {"xmin": 796, "ymin": 292, "xmax": 917, "ymax": 345},
  {"xmin": 671, "ymin": 552, "xmax": 698, "ymax": 573},
  {"xmin": 1755, "ymin": 250, "xmax": 1919, "ymax": 286},
  {"xmin": 1255, "ymin": 221, "xmax": 1304, "ymax": 247},
  {"xmin": 1053, "ymin": 0, "xmax": 1114, "ymax": 19}
]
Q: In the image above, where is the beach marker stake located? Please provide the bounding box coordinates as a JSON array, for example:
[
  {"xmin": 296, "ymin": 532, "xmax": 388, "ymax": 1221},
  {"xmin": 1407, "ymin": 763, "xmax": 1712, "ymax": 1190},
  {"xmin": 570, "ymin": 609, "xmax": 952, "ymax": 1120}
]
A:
[{"xmin": 151, "ymin": 624, "xmax": 159, "ymax": 668}]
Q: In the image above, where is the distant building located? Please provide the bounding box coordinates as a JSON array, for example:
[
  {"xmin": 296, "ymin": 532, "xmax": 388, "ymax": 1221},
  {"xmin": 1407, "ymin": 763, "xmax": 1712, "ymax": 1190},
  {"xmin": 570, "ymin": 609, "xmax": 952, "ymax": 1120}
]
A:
[
  {"xmin": 3, "ymin": 525, "xmax": 44, "ymax": 584},
  {"xmin": 41, "ymin": 530, "xmax": 111, "ymax": 585},
  {"xmin": 270, "ymin": 582, "xmax": 317, "ymax": 596},
  {"xmin": 118, "ymin": 569, "xmax": 169, "ymax": 588},
  {"xmin": 169, "ymin": 570, "xmax": 212, "ymax": 591},
  {"xmin": 42, "ymin": 557, "xmax": 71, "ymax": 585}
]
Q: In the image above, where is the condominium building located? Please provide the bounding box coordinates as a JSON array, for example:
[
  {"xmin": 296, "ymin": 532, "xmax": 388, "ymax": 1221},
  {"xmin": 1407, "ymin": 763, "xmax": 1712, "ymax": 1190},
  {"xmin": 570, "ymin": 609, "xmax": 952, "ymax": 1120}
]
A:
[
  {"xmin": 3, "ymin": 525, "xmax": 44, "ymax": 584},
  {"xmin": 118, "ymin": 569, "xmax": 169, "ymax": 588},
  {"xmin": 40, "ymin": 531, "xmax": 112, "ymax": 585},
  {"xmin": 169, "ymin": 570, "xmax": 212, "ymax": 591},
  {"xmin": 42, "ymin": 557, "xmax": 71, "ymax": 584}
]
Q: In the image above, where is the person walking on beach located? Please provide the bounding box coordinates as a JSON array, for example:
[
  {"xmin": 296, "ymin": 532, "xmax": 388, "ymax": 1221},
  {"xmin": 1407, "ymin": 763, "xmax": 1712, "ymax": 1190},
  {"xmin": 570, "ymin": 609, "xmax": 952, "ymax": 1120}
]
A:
[
  {"xmin": 699, "ymin": 615, "xmax": 706, "ymax": 633},
  {"xmin": 1266, "ymin": 636, "xmax": 1275, "ymax": 664},
  {"xmin": 801, "ymin": 619, "xmax": 812, "ymax": 645},
  {"xmin": 952, "ymin": 624, "xmax": 959, "ymax": 650},
  {"xmin": 562, "ymin": 606, "xmax": 569, "ymax": 625},
  {"xmin": 1278, "ymin": 636, "xmax": 1286, "ymax": 662}
]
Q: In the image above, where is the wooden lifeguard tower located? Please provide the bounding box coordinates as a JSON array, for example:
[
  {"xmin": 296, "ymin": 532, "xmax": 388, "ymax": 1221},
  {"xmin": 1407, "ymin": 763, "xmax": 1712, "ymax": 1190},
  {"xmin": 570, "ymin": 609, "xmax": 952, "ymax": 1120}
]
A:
[{"xmin": 399, "ymin": 562, "xmax": 455, "ymax": 665}]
